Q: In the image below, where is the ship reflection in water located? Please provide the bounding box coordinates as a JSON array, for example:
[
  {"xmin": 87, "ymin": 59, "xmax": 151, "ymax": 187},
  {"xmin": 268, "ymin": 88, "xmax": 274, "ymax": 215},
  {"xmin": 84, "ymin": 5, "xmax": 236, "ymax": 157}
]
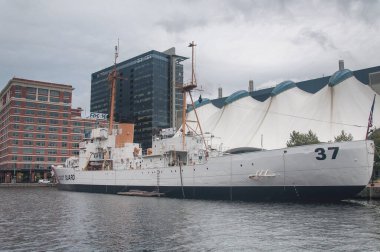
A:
[{"xmin": 0, "ymin": 188, "xmax": 379, "ymax": 251}]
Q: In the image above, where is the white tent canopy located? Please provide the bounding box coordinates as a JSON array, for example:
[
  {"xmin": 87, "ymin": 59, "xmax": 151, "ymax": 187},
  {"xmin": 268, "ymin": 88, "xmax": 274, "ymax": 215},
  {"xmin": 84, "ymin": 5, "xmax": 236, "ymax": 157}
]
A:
[{"xmin": 185, "ymin": 70, "xmax": 379, "ymax": 150}]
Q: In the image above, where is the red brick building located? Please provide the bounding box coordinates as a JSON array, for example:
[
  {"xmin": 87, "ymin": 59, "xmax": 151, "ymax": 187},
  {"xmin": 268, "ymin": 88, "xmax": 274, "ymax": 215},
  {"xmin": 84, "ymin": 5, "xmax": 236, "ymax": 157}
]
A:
[{"xmin": 0, "ymin": 78, "xmax": 106, "ymax": 183}]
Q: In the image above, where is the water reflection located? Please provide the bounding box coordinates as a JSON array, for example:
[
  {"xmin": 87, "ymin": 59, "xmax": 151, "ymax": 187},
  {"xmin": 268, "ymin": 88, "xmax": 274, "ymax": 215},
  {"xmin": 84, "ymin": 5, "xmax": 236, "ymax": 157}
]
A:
[{"xmin": 0, "ymin": 188, "xmax": 379, "ymax": 251}]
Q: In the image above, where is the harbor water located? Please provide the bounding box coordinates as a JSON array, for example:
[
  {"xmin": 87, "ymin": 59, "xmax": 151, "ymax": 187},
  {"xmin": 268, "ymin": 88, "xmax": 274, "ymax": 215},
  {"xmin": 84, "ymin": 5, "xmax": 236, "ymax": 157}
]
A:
[{"xmin": 0, "ymin": 188, "xmax": 380, "ymax": 251}]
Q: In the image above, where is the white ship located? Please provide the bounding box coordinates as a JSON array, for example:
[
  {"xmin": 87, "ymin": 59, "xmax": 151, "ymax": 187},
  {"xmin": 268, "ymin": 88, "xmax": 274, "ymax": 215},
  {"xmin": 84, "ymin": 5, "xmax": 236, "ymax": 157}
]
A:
[
  {"xmin": 53, "ymin": 125, "xmax": 374, "ymax": 201},
  {"xmin": 53, "ymin": 42, "xmax": 375, "ymax": 201}
]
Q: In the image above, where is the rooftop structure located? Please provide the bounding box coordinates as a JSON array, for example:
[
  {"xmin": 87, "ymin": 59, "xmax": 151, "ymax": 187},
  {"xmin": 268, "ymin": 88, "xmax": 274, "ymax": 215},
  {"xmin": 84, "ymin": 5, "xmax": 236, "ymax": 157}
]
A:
[{"xmin": 208, "ymin": 65, "xmax": 380, "ymax": 107}]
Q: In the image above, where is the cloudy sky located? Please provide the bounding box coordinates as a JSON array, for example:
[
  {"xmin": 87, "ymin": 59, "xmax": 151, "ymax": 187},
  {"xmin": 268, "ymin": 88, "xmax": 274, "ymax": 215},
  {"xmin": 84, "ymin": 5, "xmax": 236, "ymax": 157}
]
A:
[{"xmin": 0, "ymin": 0, "xmax": 379, "ymax": 113}]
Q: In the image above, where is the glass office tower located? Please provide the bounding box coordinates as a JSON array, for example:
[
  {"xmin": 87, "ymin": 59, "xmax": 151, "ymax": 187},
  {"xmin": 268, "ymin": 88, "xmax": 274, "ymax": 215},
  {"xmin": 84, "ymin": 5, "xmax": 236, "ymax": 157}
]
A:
[{"xmin": 91, "ymin": 48, "xmax": 187, "ymax": 149}]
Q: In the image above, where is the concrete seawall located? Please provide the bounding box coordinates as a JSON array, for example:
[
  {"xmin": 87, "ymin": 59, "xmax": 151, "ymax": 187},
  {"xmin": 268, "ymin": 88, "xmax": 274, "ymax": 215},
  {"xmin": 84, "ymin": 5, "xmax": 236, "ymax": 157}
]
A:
[{"xmin": 0, "ymin": 183, "xmax": 56, "ymax": 188}]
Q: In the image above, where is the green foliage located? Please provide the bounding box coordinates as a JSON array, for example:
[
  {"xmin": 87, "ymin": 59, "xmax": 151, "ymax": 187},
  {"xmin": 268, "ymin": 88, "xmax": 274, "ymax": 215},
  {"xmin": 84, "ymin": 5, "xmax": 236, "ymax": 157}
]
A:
[
  {"xmin": 286, "ymin": 130, "xmax": 320, "ymax": 147},
  {"xmin": 368, "ymin": 128, "xmax": 380, "ymax": 142},
  {"xmin": 368, "ymin": 128, "xmax": 380, "ymax": 179},
  {"xmin": 334, "ymin": 130, "xmax": 353, "ymax": 142}
]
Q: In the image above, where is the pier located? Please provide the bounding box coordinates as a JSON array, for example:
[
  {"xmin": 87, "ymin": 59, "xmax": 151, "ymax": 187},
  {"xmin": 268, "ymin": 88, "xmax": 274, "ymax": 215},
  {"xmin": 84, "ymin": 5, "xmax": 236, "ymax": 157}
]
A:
[
  {"xmin": 0, "ymin": 183, "xmax": 56, "ymax": 188},
  {"xmin": 357, "ymin": 182, "xmax": 380, "ymax": 199}
]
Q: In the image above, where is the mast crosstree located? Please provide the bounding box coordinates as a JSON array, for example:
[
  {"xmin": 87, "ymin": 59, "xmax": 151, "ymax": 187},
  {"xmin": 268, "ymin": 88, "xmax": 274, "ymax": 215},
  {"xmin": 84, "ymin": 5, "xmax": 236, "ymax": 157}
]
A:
[{"xmin": 181, "ymin": 41, "xmax": 208, "ymax": 151}]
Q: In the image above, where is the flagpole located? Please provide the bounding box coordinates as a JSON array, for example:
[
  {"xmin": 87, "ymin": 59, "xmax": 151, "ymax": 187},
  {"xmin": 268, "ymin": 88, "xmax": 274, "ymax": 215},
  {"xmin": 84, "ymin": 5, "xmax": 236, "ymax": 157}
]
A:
[{"xmin": 366, "ymin": 94, "xmax": 376, "ymax": 140}]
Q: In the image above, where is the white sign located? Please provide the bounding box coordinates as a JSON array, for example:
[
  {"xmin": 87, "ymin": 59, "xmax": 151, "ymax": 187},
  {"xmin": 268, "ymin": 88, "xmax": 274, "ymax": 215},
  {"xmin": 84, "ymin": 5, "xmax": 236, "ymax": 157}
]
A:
[{"xmin": 89, "ymin": 112, "xmax": 108, "ymax": 120}]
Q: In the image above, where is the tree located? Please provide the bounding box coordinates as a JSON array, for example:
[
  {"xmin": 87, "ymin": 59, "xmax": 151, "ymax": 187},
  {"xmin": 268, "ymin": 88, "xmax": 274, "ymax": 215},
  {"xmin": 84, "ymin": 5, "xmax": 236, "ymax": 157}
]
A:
[
  {"xmin": 286, "ymin": 130, "xmax": 320, "ymax": 147},
  {"xmin": 334, "ymin": 130, "xmax": 353, "ymax": 142},
  {"xmin": 368, "ymin": 128, "xmax": 380, "ymax": 180}
]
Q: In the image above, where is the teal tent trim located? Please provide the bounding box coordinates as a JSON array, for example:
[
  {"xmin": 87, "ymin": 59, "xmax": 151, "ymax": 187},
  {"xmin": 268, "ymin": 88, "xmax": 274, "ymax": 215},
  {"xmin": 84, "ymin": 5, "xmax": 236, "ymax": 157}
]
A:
[
  {"xmin": 271, "ymin": 80, "xmax": 296, "ymax": 96},
  {"xmin": 328, "ymin": 69, "xmax": 353, "ymax": 87},
  {"xmin": 225, "ymin": 90, "xmax": 249, "ymax": 105}
]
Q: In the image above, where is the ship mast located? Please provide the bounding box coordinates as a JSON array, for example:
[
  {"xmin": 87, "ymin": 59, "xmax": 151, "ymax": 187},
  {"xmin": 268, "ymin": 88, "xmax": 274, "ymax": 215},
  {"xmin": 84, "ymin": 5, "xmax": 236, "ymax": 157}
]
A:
[
  {"xmin": 108, "ymin": 42, "xmax": 119, "ymax": 135},
  {"xmin": 181, "ymin": 41, "xmax": 208, "ymax": 151}
]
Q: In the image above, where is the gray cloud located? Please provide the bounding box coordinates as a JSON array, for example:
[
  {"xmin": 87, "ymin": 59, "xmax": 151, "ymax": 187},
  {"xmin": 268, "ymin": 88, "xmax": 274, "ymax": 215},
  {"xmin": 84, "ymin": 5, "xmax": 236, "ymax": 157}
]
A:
[
  {"xmin": 295, "ymin": 28, "xmax": 337, "ymax": 51},
  {"xmin": 157, "ymin": 16, "xmax": 210, "ymax": 34},
  {"xmin": 0, "ymin": 0, "xmax": 379, "ymax": 110}
]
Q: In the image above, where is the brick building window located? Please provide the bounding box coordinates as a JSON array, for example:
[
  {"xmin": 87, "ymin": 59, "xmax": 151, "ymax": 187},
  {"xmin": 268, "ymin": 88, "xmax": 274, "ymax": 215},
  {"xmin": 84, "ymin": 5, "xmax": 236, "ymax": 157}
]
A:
[
  {"xmin": 47, "ymin": 149, "xmax": 57, "ymax": 155},
  {"xmin": 50, "ymin": 90, "xmax": 60, "ymax": 96},
  {"xmin": 36, "ymin": 126, "xmax": 46, "ymax": 131},
  {"xmin": 23, "ymin": 156, "xmax": 33, "ymax": 161},
  {"xmin": 49, "ymin": 112, "xmax": 59, "ymax": 117},
  {"xmin": 36, "ymin": 149, "xmax": 45, "ymax": 154},
  {"xmin": 24, "ymin": 125, "xmax": 34, "ymax": 131},
  {"xmin": 36, "ymin": 142, "xmax": 45, "ymax": 146},
  {"xmin": 38, "ymin": 88, "xmax": 48, "ymax": 95},
  {"xmin": 73, "ymin": 128, "xmax": 81, "ymax": 133},
  {"xmin": 23, "ymin": 133, "xmax": 33, "ymax": 138},
  {"xmin": 38, "ymin": 96, "xmax": 48, "ymax": 101},
  {"xmin": 25, "ymin": 117, "xmax": 34, "ymax": 123},
  {"xmin": 72, "ymin": 135, "xmax": 82, "ymax": 140},
  {"xmin": 23, "ymin": 140, "xmax": 33, "ymax": 146},
  {"xmin": 48, "ymin": 127, "xmax": 58, "ymax": 132},
  {"xmin": 22, "ymin": 148, "xmax": 33, "ymax": 154},
  {"xmin": 36, "ymin": 134, "xmax": 45, "ymax": 139},
  {"xmin": 48, "ymin": 135, "xmax": 58, "ymax": 140},
  {"xmin": 50, "ymin": 97, "xmax": 60, "ymax": 103}
]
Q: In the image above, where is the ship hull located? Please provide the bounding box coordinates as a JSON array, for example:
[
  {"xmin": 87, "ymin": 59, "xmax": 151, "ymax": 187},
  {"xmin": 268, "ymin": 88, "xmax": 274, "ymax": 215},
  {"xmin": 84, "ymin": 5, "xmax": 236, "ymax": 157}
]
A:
[
  {"xmin": 54, "ymin": 140, "xmax": 374, "ymax": 201},
  {"xmin": 56, "ymin": 184, "xmax": 365, "ymax": 201}
]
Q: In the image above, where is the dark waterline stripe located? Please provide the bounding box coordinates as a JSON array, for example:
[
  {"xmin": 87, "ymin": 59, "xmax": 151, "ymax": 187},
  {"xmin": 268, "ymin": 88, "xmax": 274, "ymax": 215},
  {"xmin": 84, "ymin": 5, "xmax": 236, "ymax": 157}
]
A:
[{"xmin": 57, "ymin": 184, "xmax": 365, "ymax": 202}]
